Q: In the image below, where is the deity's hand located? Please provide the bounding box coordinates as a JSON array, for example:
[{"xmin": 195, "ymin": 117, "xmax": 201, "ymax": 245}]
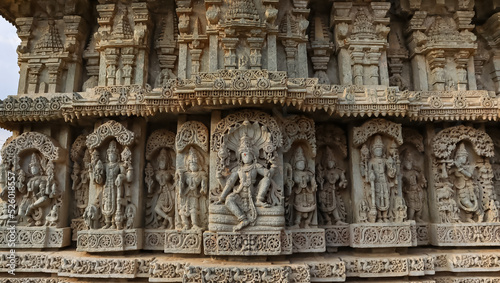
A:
[
  {"xmin": 214, "ymin": 197, "xmax": 225, "ymax": 205},
  {"xmin": 369, "ymin": 172, "xmax": 375, "ymax": 182},
  {"xmin": 339, "ymin": 179, "xmax": 347, "ymax": 189}
]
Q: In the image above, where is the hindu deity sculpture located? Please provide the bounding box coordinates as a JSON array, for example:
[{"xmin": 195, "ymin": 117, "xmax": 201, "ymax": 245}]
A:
[
  {"xmin": 177, "ymin": 147, "xmax": 208, "ymax": 230},
  {"xmin": 367, "ymin": 135, "xmax": 397, "ymax": 222},
  {"xmin": 451, "ymin": 143, "xmax": 480, "ymax": 222},
  {"xmin": 19, "ymin": 153, "xmax": 57, "ymax": 226},
  {"xmin": 94, "ymin": 141, "xmax": 133, "ymax": 229},
  {"xmin": 402, "ymin": 152, "xmax": 427, "ymax": 222},
  {"xmin": 287, "ymin": 146, "xmax": 317, "ymax": 228},
  {"xmin": 153, "ymin": 148, "xmax": 176, "ymax": 229},
  {"xmin": 215, "ymin": 133, "xmax": 276, "ymax": 232},
  {"xmin": 317, "ymin": 147, "xmax": 347, "ymax": 225}
]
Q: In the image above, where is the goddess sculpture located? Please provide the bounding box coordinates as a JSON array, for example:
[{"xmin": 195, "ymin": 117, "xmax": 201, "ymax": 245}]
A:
[
  {"xmin": 402, "ymin": 152, "xmax": 427, "ymax": 222},
  {"xmin": 215, "ymin": 133, "xmax": 275, "ymax": 231},
  {"xmin": 317, "ymin": 147, "xmax": 347, "ymax": 225},
  {"xmin": 177, "ymin": 148, "xmax": 208, "ymax": 230},
  {"xmin": 451, "ymin": 143, "xmax": 480, "ymax": 222},
  {"xmin": 21, "ymin": 153, "xmax": 57, "ymax": 226},
  {"xmin": 154, "ymin": 148, "xmax": 176, "ymax": 229},
  {"xmin": 288, "ymin": 146, "xmax": 316, "ymax": 228},
  {"xmin": 367, "ymin": 135, "xmax": 396, "ymax": 222}
]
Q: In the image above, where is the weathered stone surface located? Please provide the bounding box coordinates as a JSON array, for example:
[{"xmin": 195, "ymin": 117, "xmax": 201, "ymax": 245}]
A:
[{"xmin": 2, "ymin": 0, "xmax": 500, "ymax": 281}]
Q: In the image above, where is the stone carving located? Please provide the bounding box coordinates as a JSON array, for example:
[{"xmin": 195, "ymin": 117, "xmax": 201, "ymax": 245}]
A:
[
  {"xmin": 78, "ymin": 120, "xmax": 142, "ymax": 252},
  {"xmin": 145, "ymin": 130, "xmax": 176, "ymax": 229},
  {"xmin": 0, "ymin": 131, "xmax": 70, "ymax": 248},
  {"xmin": 430, "ymin": 125, "xmax": 500, "ymax": 246},
  {"xmin": 175, "ymin": 121, "xmax": 209, "ymax": 231}
]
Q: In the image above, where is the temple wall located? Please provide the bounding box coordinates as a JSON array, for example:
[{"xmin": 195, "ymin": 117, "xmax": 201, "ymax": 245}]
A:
[{"xmin": 1, "ymin": 0, "xmax": 500, "ymax": 282}]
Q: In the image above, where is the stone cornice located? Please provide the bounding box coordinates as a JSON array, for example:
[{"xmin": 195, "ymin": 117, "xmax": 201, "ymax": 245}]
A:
[{"xmin": 0, "ymin": 71, "xmax": 497, "ymax": 127}]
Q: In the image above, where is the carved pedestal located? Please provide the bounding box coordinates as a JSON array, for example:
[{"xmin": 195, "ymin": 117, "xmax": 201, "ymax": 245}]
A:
[
  {"xmin": 77, "ymin": 229, "xmax": 143, "ymax": 252},
  {"xmin": 430, "ymin": 223, "xmax": 500, "ymax": 246},
  {"xmin": 288, "ymin": 228, "xmax": 326, "ymax": 253},
  {"xmin": 203, "ymin": 230, "xmax": 292, "ymax": 256},
  {"xmin": 71, "ymin": 219, "xmax": 86, "ymax": 241},
  {"xmin": 350, "ymin": 221, "xmax": 417, "ymax": 248},
  {"xmin": 416, "ymin": 223, "xmax": 429, "ymax": 245},
  {"xmin": 144, "ymin": 229, "xmax": 165, "ymax": 250},
  {"xmin": 323, "ymin": 225, "xmax": 350, "ymax": 248},
  {"xmin": 0, "ymin": 227, "xmax": 71, "ymax": 248},
  {"xmin": 164, "ymin": 230, "xmax": 203, "ymax": 254},
  {"xmin": 143, "ymin": 229, "xmax": 203, "ymax": 253}
]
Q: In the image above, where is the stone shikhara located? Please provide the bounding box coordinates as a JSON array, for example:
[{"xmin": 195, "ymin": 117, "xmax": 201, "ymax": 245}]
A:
[{"xmin": 2, "ymin": 0, "xmax": 500, "ymax": 281}]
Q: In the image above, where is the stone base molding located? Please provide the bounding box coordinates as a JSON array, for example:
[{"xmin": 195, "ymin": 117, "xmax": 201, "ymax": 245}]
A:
[
  {"xmin": 76, "ymin": 229, "xmax": 143, "ymax": 252},
  {"xmin": 350, "ymin": 221, "xmax": 417, "ymax": 248},
  {"xmin": 0, "ymin": 226, "xmax": 70, "ymax": 249}
]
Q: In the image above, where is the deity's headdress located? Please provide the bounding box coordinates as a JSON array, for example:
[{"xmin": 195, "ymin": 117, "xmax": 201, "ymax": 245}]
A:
[
  {"xmin": 158, "ymin": 148, "xmax": 169, "ymax": 163},
  {"xmin": 294, "ymin": 146, "xmax": 306, "ymax": 163},
  {"xmin": 107, "ymin": 140, "xmax": 119, "ymax": 155},
  {"xmin": 187, "ymin": 147, "xmax": 198, "ymax": 165},
  {"xmin": 29, "ymin": 153, "xmax": 41, "ymax": 168},
  {"xmin": 456, "ymin": 143, "xmax": 468, "ymax": 158},
  {"xmin": 238, "ymin": 133, "xmax": 253, "ymax": 155},
  {"xmin": 371, "ymin": 135, "xmax": 384, "ymax": 150}
]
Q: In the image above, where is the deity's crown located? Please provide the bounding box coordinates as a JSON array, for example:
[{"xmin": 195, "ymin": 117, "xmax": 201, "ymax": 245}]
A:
[
  {"xmin": 238, "ymin": 132, "xmax": 253, "ymax": 154},
  {"xmin": 187, "ymin": 147, "xmax": 198, "ymax": 164},
  {"xmin": 456, "ymin": 143, "xmax": 468, "ymax": 157},
  {"xmin": 158, "ymin": 148, "xmax": 168, "ymax": 161},
  {"xmin": 371, "ymin": 135, "xmax": 384, "ymax": 150},
  {"xmin": 294, "ymin": 146, "xmax": 306, "ymax": 163},
  {"xmin": 29, "ymin": 153, "xmax": 40, "ymax": 167},
  {"xmin": 107, "ymin": 140, "xmax": 118, "ymax": 154}
]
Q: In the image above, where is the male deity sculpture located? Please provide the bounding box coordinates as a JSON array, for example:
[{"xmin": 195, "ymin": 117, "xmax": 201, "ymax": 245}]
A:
[
  {"xmin": 20, "ymin": 153, "xmax": 57, "ymax": 226},
  {"xmin": 153, "ymin": 148, "xmax": 176, "ymax": 229},
  {"xmin": 402, "ymin": 152, "xmax": 427, "ymax": 222},
  {"xmin": 287, "ymin": 146, "xmax": 316, "ymax": 229},
  {"xmin": 215, "ymin": 133, "xmax": 276, "ymax": 232},
  {"xmin": 71, "ymin": 150, "xmax": 90, "ymax": 218},
  {"xmin": 450, "ymin": 143, "xmax": 480, "ymax": 222},
  {"xmin": 366, "ymin": 135, "xmax": 397, "ymax": 222},
  {"xmin": 177, "ymin": 148, "xmax": 208, "ymax": 230},
  {"xmin": 94, "ymin": 141, "xmax": 133, "ymax": 229},
  {"xmin": 317, "ymin": 147, "xmax": 347, "ymax": 225}
]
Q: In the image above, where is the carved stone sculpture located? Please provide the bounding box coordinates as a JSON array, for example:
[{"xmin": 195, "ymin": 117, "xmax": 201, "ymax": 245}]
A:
[
  {"xmin": 177, "ymin": 147, "xmax": 208, "ymax": 230},
  {"xmin": 317, "ymin": 147, "xmax": 347, "ymax": 225}
]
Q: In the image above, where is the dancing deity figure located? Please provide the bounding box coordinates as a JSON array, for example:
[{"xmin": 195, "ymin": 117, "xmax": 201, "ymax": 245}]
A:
[
  {"xmin": 402, "ymin": 152, "xmax": 427, "ymax": 222},
  {"xmin": 288, "ymin": 146, "xmax": 316, "ymax": 228},
  {"xmin": 216, "ymin": 133, "xmax": 275, "ymax": 232},
  {"xmin": 451, "ymin": 143, "xmax": 480, "ymax": 222},
  {"xmin": 177, "ymin": 148, "xmax": 208, "ymax": 230},
  {"xmin": 154, "ymin": 149, "xmax": 176, "ymax": 229},
  {"xmin": 317, "ymin": 147, "xmax": 347, "ymax": 225},
  {"xmin": 367, "ymin": 135, "xmax": 396, "ymax": 222},
  {"xmin": 22, "ymin": 153, "xmax": 56, "ymax": 226}
]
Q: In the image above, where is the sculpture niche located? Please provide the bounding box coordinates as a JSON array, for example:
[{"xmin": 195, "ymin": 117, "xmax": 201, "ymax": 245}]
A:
[
  {"xmin": 282, "ymin": 115, "xmax": 325, "ymax": 253},
  {"xmin": 350, "ymin": 119, "xmax": 416, "ymax": 248},
  {"xmin": 77, "ymin": 120, "xmax": 142, "ymax": 252},
  {"xmin": 430, "ymin": 125, "xmax": 500, "ymax": 246},
  {"xmin": 400, "ymin": 128, "xmax": 429, "ymax": 245},
  {"xmin": 316, "ymin": 124, "xmax": 350, "ymax": 249},
  {"xmin": 144, "ymin": 129, "xmax": 177, "ymax": 251},
  {"xmin": 0, "ymin": 131, "xmax": 70, "ymax": 248},
  {"xmin": 205, "ymin": 110, "xmax": 289, "ymax": 256}
]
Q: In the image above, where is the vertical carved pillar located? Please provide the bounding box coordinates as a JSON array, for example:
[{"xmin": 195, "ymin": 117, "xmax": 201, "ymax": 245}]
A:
[
  {"xmin": 27, "ymin": 64, "xmax": 42, "ymax": 94},
  {"xmin": 16, "ymin": 17, "xmax": 35, "ymax": 94},
  {"xmin": 221, "ymin": 39, "xmax": 238, "ymax": 70},
  {"xmin": 205, "ymin": 2, "xmax": 221, "ymax": 72},
  {"xmin": 63, "ymin": 15, "xmax": 88, "ymax": 92}
]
